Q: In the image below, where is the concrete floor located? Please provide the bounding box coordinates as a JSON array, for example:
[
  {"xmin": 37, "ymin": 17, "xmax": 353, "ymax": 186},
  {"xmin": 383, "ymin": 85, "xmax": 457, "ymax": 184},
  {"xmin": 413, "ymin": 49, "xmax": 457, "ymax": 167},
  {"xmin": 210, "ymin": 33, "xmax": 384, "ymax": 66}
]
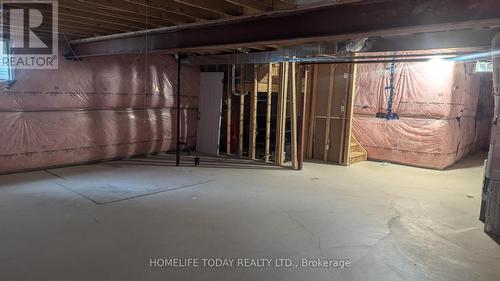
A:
[{"xmin": 0, "ymin": 153, "xmax": 499, "ymax": 281}]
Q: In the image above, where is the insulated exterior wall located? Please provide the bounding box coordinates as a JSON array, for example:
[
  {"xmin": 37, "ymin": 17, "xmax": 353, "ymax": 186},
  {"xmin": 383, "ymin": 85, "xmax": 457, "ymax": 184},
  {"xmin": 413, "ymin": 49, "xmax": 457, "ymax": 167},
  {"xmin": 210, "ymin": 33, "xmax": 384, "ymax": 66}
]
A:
[
  {"xmin": 353, "ymin": 61, "xmax": 489, "ymax": 169},
  {"xmin": 0, "ymin": 43, "xmax": 199, "ymax": 174},
  {"xmin": 354, "ymin": 62, "xmax": 478, "ymax": 118},
  {"xmin": 353, "ymin": 116, "xmax": 477, "ymax": 169}
]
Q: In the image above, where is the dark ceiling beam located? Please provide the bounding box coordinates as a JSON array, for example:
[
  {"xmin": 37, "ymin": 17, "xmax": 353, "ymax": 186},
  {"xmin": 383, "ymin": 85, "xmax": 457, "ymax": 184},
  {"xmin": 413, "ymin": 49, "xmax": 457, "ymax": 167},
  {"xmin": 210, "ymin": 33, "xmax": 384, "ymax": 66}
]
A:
[
  {"xmin": 368, "ymin": 28, "xmax": 495, "ymax": 52},
  {"xmin": 68, "ymin": 0, "xmax": 500, "ymax": 58},
  {"xmin": 185, "ymin": 29, "xmax": 494, "ymax": 65}
]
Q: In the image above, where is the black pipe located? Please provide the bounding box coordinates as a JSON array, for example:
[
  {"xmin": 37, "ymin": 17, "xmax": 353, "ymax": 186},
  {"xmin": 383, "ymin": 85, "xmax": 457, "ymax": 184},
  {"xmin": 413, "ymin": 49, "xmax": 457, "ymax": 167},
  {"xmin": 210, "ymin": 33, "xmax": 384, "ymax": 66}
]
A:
[{"xmin": 176, "ymin": 52, "xmax": 182, "ymax": 166}]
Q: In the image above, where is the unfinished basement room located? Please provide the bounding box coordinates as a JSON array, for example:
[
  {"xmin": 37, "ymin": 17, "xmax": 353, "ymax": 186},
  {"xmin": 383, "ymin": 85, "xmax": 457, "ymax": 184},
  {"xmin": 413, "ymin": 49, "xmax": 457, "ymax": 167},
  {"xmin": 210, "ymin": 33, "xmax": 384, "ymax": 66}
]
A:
[{"xmin": 1, "ymin": 0, "xmax": 500, "ymax": 280}]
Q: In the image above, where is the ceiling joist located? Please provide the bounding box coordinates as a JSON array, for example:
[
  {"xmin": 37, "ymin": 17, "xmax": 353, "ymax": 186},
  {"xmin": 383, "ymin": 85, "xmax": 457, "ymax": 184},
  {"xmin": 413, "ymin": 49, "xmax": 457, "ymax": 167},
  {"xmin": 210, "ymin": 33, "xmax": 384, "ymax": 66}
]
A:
[
  {"xmin": 67, "ymin": 0, "xmax": 500, "ymax": 58},
  {"xmin": 173, "ymin": 0, "xmax": 246, "ymax": 17},
  {"xmin": 28, "ymin": 0, "xmax": 296, "ymax": 40}
]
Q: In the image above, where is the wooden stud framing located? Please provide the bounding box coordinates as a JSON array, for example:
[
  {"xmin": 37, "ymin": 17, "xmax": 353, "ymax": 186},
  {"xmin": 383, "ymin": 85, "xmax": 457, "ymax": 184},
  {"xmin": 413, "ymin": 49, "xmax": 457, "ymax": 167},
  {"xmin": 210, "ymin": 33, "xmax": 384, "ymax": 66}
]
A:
[
  {"xmin": 226, "ymin": 64, "xmax": 232, "ymax": 155},
  {"xmin": 238, "ymin": 65, "xmax": 245, "ymax": 157},
  {"xmin": 265, "ymin": 63, "xmax": 273, "ymax": 162},
  {"xmin": 249, "ymin": 64, "xmax": 258, "ymax": 160},
  {"xmin": 290, "ymin": 61, "xmax": 299, "ymax": 170},
  {"xmin": 275, "ymin": 62, "xmax": 288, "ymax": 165},
  {"xmin": 323, "ymin": 65, "xmax": 335, "ymax": 162},
  {"xmin": 306, "ymin": 65, "xmax": 318, "ymax": 159},
  {"xmin": 280, "ymin": 62, "xmax": 290, "ymax": 165},
  {"xmin": 344, "ymin": 63, "xmax": 358, "ymax": 165},
  {"xmin": 338, "ymin": 64, "xmax": 351, "ymax": 164},
  {"xmin": 281, "ymin": 62, "xmax": 290, "ymax": 165},
  {"xmin": 299, "ymin": 65, "xmax": 310, "ymax": 170},
  {"xmin": 275, "ymin": 64, "xmax": 283, "ymax": 164}
]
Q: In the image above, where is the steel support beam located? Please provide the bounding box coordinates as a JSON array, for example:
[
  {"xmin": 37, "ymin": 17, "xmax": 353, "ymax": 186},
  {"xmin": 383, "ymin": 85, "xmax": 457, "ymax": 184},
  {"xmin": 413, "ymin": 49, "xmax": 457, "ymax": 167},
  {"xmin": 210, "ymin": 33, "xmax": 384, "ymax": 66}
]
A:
[
  {"xmin": 185, "ymin": 29, "xmax": 494, "ymax": 65},
  {"xmin": 68, "ymin": 0, "xmax": 500, "ymax": 58}
]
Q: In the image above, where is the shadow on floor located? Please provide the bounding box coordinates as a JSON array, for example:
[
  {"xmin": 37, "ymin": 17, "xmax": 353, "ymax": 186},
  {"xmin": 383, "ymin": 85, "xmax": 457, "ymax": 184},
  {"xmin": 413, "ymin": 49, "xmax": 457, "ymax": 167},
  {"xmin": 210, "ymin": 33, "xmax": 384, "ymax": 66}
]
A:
[
  {"xmin": 486, "ymin": 233, "xmax": 500, "ymax": 246},
  {"xmin": 445, "ymin": 151, "xmax": 488, "ymax": 171},
  {"xmin": 0, "ymin": 171, "xmax": 63, "ymax": 189},
  {"xmin": 0, "ymin": 154, "xmax": 285, "ymax": 189},
  {"xmin": 103, "ymin": 153, "xmax": 286, "ymax": 171}
]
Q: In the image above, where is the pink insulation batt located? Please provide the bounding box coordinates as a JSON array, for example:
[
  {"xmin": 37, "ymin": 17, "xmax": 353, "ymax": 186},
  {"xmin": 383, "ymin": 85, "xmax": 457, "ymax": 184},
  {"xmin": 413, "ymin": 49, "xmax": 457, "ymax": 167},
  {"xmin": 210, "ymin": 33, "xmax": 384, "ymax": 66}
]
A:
[
  {"xmin": 0, "ymin": 43, "xmax": 200, "ymax": 173},
  {"xmin": 353, "ymin": 61, "xmax": 490, "ymax": 169}
]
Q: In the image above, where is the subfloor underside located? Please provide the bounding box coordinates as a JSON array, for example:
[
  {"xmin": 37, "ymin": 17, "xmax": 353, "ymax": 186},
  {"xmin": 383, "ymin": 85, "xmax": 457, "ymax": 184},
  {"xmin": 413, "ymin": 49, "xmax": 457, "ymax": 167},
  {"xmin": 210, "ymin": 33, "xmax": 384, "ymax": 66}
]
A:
[{"xmin": 0, "ymin": 153, "xmax": 499, "ymax": 281}]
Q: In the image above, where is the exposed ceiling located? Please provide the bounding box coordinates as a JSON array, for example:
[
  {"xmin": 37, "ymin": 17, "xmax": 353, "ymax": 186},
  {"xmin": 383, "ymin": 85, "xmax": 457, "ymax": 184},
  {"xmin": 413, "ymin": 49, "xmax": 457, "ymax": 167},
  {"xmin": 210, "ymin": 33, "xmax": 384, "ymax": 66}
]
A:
[
  {"xmin": 66, "ymin": 0, "xmax": 500, "ymax": 59},
  {"xmin": 11, "ymin": 0, "xmax": 368, "ymax": 40},
  {"xmin": 50, "ymin": 0, "xmax": 303, "ymax": 39}
]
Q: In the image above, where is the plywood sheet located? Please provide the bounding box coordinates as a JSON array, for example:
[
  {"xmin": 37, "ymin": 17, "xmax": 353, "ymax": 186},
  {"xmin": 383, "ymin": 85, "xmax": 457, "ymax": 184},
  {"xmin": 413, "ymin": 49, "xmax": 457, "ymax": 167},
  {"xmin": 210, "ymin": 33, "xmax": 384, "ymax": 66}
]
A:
[
  {"xmin": 312, "ymin": 118, "xmax": 327, "ymax": 160},
  {"xmin": 314, "ymin": 64, "xmax": 332, "ymax": 117},
  {"xmin": 327, "ymin": 119, "xmax": 343, "ymax": 162}
]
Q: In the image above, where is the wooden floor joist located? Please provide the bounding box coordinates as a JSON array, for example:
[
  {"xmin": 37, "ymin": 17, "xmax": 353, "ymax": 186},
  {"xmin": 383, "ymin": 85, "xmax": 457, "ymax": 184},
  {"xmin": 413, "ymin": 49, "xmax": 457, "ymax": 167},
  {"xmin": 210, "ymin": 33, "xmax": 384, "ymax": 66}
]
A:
[
  {"xmin": 265, "ymin": 63, "xmax": 273, "ymax": 163},
  {"xmin": 69, "ymin": 0, "xmax": 500, "ymax": 58},
  {"xmin": 290, "ymin": 61, "xmax": 299, "ymax": 170}
]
